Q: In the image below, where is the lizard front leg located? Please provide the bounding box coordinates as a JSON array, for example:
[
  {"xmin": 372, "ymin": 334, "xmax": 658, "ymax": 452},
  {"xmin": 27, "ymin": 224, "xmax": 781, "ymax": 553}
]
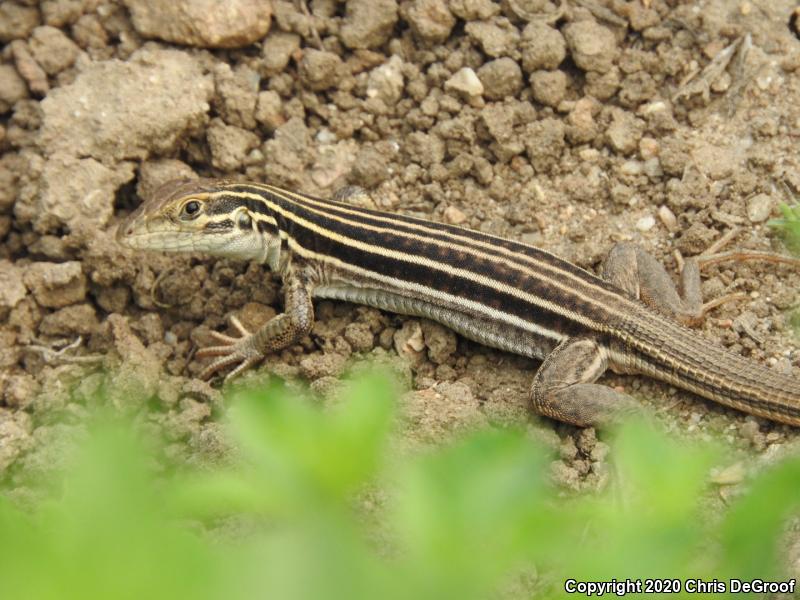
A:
[{"xmin": 196, "ymin": 267, "xmax": 314, "ymax": 381}]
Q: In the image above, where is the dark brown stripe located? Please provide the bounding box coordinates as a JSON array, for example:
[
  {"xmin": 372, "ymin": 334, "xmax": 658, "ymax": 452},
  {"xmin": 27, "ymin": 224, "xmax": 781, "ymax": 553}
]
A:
[
  {"xmin": 205, "ymin": 219, "xmax": 233, "ymax": 231},
  {"xmin": 228, "ymin": 183, "xmax": 624, "ymax": 296},
  {"xmin": 284, "ymin": 215, "xmax": 583, "ymax": 337},
  {"xmin": 221, "ymin": 184, "xmax": 621, "ymax": 327}
]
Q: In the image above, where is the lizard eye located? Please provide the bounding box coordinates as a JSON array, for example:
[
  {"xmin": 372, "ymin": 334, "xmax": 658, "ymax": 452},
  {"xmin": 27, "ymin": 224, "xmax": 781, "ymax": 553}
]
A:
[
  {"xmin": 181, "ymin": 200, "xmax": 202, "ymax": 218},
  {"xmin": 238, "ymin": 212, "xmax": 252, "ymax": 229}
]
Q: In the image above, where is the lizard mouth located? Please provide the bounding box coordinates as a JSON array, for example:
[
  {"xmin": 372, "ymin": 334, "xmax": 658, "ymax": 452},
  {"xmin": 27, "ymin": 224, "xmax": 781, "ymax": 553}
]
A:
[{"xmin": 115, "ymin": 219, "xmax": 197, "ymax": 252}]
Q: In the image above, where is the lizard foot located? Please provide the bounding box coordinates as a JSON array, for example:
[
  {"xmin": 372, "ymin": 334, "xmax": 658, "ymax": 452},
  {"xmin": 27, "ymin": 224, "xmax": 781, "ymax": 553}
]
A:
[{"xmin": 195, "ymin": 315, "xmax": 265, "ymax": 381}]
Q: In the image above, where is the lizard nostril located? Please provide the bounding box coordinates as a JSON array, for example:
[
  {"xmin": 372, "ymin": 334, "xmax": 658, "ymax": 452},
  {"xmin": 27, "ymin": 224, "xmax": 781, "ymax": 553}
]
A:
[{"xmin": 117, "ymin": 224, "xmax": 133, "ymax": 241}]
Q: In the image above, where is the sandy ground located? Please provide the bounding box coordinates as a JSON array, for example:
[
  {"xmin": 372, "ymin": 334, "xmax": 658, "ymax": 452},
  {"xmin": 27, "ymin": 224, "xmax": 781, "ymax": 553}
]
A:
[{"xmin": 1, "ymin": 0, "xmax": 800, "ymax": 500}]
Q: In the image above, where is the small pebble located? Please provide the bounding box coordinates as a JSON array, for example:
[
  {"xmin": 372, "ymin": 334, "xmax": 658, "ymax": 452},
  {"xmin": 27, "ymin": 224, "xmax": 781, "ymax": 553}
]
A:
[
  {"xmin": 639, "ymin": 137, "xmax": 659, "ymax": 160},
  {"xmin": 710, "ymin": 462, "xmax": 745, "ymax": 485},
  {"xmin": 636, "ymin": 215, "xmax": 655, "ymax": 231},
  {"xmin": 620, "ymin": 160, "xmax": 643, "ymax": 176},
  {"xmin": 315, "ymin": 128, "xmax": 337, "ymax": 144},
  {"xmin": 639, "ymin": 100, "xmax": 668, "ymax": 115},
  {"xmin": 642, "ymin": 157, "xmax": 662, "ymax": 179},
  {"xmin": 443, "ymin": 205, "xmax": 467, "ymax": 224},
  {"xmin": 746, "ymin": 193, "xmax": 774, "ymax": 223},
  {"xmin": 658, "ymin": 205, "xmax": 678, "ymax": 232},
  {"xmin": 756, "ymin": 75, "xmax": 772, "ymax": 90},
  {"xmin": 444, "ymin": 67, "xmax": 484, "ymax": 97},
  {"xmin": 711, "ymin": 71, "xmax": 731, "ymax": 93}
]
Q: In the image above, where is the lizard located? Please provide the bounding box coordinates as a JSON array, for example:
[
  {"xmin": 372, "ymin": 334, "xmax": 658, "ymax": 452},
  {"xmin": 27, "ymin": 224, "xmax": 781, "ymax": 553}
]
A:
[{"xmin": 116, "ymin": 178, "xmax": 800, "ymax": 427}]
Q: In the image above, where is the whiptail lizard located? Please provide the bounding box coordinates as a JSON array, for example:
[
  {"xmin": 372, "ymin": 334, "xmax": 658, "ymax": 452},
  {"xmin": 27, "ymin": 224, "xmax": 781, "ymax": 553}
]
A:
[{"xmin": 117, "ymin": 178, "xmax": 800, "ymax": 427}]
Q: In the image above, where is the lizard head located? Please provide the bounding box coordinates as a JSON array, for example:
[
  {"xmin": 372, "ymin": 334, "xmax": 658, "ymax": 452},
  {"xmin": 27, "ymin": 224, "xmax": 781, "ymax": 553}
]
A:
[{"xmin": 117, "ymin": 178, "xmax": 277, "ymax": 264}]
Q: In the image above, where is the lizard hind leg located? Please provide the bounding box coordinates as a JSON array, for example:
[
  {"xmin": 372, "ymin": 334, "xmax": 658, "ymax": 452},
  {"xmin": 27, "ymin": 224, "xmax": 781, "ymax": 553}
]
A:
[
  {"xmin": 602, "ymin": 242, "xmax": 730, "ymax": 327},
  {"xmin": 530, "ymin": 337, "xmax": 641, "ymax": 427},
  {"xmin": 603, "ymin": 232, "xmax": 800, "ymax": 327}
]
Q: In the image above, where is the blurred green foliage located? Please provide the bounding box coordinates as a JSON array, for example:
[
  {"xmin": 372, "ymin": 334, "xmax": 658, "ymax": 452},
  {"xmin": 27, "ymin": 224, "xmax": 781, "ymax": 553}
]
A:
[
  {"xmin": 768, "ymin": 203, "xmax": 800, "ymax": 335},
  {"xmin": 768, "ymin": 204, "xmax": 800, "ymax": 257},
  {"xmin": 1, "ymin": 372, "xmax": 799, "ymax": 600}
]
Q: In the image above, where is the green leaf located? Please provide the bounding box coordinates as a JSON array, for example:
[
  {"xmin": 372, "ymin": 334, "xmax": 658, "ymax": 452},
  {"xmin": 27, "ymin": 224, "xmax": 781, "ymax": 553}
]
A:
[
  {"xmin": 768, "ymin": 203, "xmax": 800, "ymax": 256},
  {"xmin": 226, "ymin": 371, "xmax": 395, "ymax": 511},
  {"xmin": 394, "ymin": 428, "xmax": 555, "ymax": 599},
  {"xmin": 720, "ymin": 456, "xmax": 800, "ymax": 579}
]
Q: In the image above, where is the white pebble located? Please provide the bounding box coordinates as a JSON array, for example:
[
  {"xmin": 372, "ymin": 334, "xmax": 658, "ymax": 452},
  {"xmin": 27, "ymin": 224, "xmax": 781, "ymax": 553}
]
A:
[
  {"xmin": 746, "ymin": 193, "xmax": 774, "ymax": 223},
  {"xmin": 658, "ymin": 205, "xmax": 677, "ymax": 231},
  {"xmin": 620, "ymin": 160, "xmax": 643, "ymax": 176},
  {"xmin": 443, "ymin": 206, "xmax": 467, "ymax": 224},
  {"xmin": 636, "ymin": 215, "xmax": 656, "ymax": 231},
  {"xmin": 444, "ymin": 67, "xmax": 484, "ymax": 97}
]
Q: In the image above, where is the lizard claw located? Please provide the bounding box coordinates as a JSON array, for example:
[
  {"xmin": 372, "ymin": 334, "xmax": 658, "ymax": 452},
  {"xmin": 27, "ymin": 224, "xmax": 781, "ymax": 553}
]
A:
[{"xmin": 196, "ymin": 316, "xmax": 264, "ymax": 381}]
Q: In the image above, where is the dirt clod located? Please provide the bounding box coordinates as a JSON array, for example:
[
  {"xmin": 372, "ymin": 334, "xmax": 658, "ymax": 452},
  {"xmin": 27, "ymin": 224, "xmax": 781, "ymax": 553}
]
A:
[
  {"xmin": 402, "ymin": 0, "xmax": 456, "ymax": 44},
  {"xmin": 0, "ymin": 260, "xmax": 27, "ymax": 319},
  {"xmin": 0, "ymin": 64, "xmax": 29, "ymax": 113},
  {"xmin": 207, "ymin": 118, "xmax": 261, "ymax": 171},
  {"xmin": 340, "ymin": 0, "xmax": 398, "ymax": 50},
  {"xmin": 10, "ymin": 40, "xmax": 49, "ymax": 95},
  {"xmin": 421, "ymin": 320, "xmax": 457, "ymax": 365},
  {"xmin": 477, "ymin": 57, "xmax": 523, "ymax": 100},
  {"xmin": 606, "ymin": 109, "xmax": 645, "ymax": 155},
  {"xmin": 521, "ymin": 22, "xmax": 567, "ymax": 72},
  {"xmin": 214, "ymin": 63, "xmax": 260, "ymax": 130},
  {"xmin": 530, "ymin": 69, "xmax": 568, "ymax": 107},
  {"xmin": 261, "ymin": 31, "xmax": 300, "ymax": 76},
  {"xmin": 465, "ymin": 18, "xmax": 520, "ymax": 58},
  {"xmin": 39, "ymin": 303, "xmax": 99, "ymax": 337},
  {"xmin": 2, "ymin": 373, "xmax": 40, "ymax": 410},
  {"xmin": 38, "ymin": 47, "xmax": 213, "ymax": 162},
  {"xmin": 106, "ymin": 314, "xmax": 161, "ymax": 410},
  {"xmin": 299, "ymin": 49, "xmax": 343, "ymax": 91},
  {"xmin": 23, "ymin": 261, "xmax": 86, "ymax": 309},
  {"xmin": 255, "ymin": 90, "xmax": 286, "ymax": 131},
  {"xmin": 564, "ymin": 20, "xmax": 618, "ymax": 74},
  {"xmin": 28, "ymin": 25, "xmax": 81, "ymax": 75},
  {"xmin": 123, "ymin": 0, "xmax": 272, "ymax": 48},
  {"xmin": 0, "ymin": 2, "xmax": 40, "ymax": 43}
]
